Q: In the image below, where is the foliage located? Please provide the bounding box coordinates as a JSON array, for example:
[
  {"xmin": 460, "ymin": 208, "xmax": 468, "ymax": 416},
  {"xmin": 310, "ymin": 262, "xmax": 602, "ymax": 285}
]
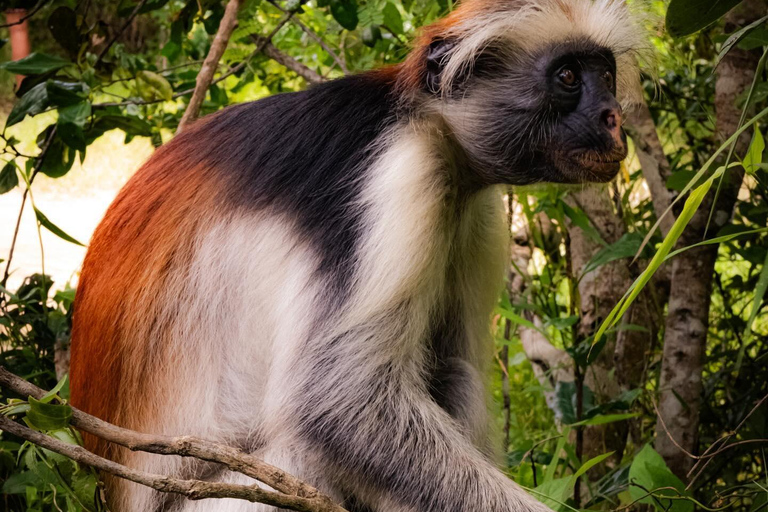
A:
[{"xmin": 0, "ymin": 0, "xmax": 766, "ymax": 511}]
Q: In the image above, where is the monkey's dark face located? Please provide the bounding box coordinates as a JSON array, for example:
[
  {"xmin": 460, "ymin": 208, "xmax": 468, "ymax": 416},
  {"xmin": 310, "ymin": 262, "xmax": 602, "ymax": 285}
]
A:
[
  {"xmin": 433, "ymin": 40, "xmax": 629, "ymax": 186},
  {"xmin": 532, "ymin": 46, "xmax": 627, "ymax": 184}
]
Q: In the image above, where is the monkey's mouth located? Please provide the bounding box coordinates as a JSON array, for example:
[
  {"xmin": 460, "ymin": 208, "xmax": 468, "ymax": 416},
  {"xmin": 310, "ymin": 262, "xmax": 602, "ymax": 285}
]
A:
[{"xmin": 555, "ymin": 147, "xmax": 628, "ymax": 183}]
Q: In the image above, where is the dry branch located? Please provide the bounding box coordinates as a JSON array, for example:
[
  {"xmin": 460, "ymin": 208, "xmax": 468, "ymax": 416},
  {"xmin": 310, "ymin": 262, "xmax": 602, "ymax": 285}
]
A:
[
  {"xmin": 0, "ymin": 367, "xmax": 346, "ymax": 512},
  {"xmin": 251, "ymin": 35, "xmax": 326, "ymax": 84},
  {"xmin": 177, "ymin": 0, "xmax": 244, "ymax": 132}
]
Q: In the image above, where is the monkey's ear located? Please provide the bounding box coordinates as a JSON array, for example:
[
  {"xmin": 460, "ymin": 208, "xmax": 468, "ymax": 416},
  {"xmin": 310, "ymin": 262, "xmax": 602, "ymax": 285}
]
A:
[{"xmin": 425, "ymin": 38, "xmax": 457, "ymax": 94}]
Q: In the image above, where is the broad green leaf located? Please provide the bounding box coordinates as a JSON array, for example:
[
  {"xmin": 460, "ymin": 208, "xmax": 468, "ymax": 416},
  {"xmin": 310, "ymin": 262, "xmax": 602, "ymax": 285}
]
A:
[
  {"xmin": 6, "ymin": 83, "xmax": 49, "ymax": 127},
  {"xmin": 743, "ymin": 129, "xmax": 764, "ymax": 174},
  {"xmin": 562, "ymin": 202, "xmax": 606, "ymax": 246},
  {"xmin": 34, "ymin": 207, "xmax": 85, "ymax": 246},
  {"xmin": 573, "ymin": 451, "xmax": 614, "ymax": 479},
  {"xmin": 581, "ymin": 232, "xmax": 646, "ymax": 276},
  {"xmin": 544, "ymin": 428, "xmax": 570, "ymax": 483},
  {"xmin": 665, "ymin": 0, "xmax": 744, "ymax": 37},
  {"xmin": 26, "ymin": 397, "xmax": 73, "ymax": 431},
  {"xmin": 362, "ymin": 25, "xmax": 382, "ymax": 47},
  {"xmin": 46, "ymin": 80, "xmax": 89, "ymax": 107},
  {"xmin": 534, "ymin": 477, "xmax": 574, "ymax": 512},
  {"xmin": 716, "ymin": 15, "xmax": 768, "ymax": 65},
  {"xmin": 137, "ymin": 70, "xmax": 173, "ymax": 101},
  {"xmin": 746, "ymin": 250, "xmax": 768, "ymax": 336},
  {"xmin": 0, "ymin": 161, "xmax": 19, "ymax": 194},
  {"xmin": 383, "ymin": 2, "xmax": 404, "ymax": 34},
  {"xmin": 554, "ymin": 382, "xmax": 595, "ymax": 425},
  {"xmin": 0, "ymin": 52, "xmax": 70, "ymax": 75},
  {"xmin": 40, "ymin": 376, "xmax": 69, "ymax": 404},
  {"xmin": 494, "ymin": 307, "xmax": 548, "ymax": 338},
  {"xmin": 330, "ymin": 0, "xmax": 359, "ymax": 30},
  {"xmin": 39, "ymin": 137, "xmax": 77, "ymax": 178},
  {"xmin": 57, "ymin": 102, "xmax": 91, "ymax": 152},
  {"xmin": 47, "ymin": 7, "xmax": 81, "ymax": 56},
  {"xmin": 629, "ymin": 445, "xmax": 693, "ymax": 512}
]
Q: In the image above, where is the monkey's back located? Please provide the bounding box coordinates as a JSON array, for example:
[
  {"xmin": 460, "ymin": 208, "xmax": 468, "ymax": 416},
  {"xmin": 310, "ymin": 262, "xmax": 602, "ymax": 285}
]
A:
[{"xmin": 69, "ymin": 72, "xmax": 399, "ymax": 469}]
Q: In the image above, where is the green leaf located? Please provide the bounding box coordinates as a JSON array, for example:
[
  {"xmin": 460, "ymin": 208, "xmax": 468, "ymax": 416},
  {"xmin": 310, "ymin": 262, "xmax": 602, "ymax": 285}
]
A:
[
  {"xmin": 573, "ymin": 451, "xmax": 614, "ymax": 479},
  {"xmin": 34, "ymin": 207, "xmax": 85, "ymax": 246},
  {"xmin": 57, "ymin": 102, "xmax": 91, "ymax": 152},
  {"xmin": 716, "ymin": 15, "xmax": 768, "ymax": 65},
  {"xmin": 39, "ymin": 136, "xmax": 77, "ymax": 178},
  {"xmin": 40, "ymin": 376, "xmax": 69, "ymax": 404},
  {"xmin": 383, "ymin": 2, "xmax": 404, "ymax": 34},
  {"xmin": 534, "ymin": 477, "xmax": 574, "ymax": 512},
  {"xmin": 570, "ymin": 412, "xmax": 640, "ymax": 426},
  {"xmin": 26, "ymin": 397, "xmax": 73, "ymax": 431},
  {"xmin": 0, "ymin": 161, "xmax": 19, "ymax": 194},
  {"xmin": 137, "ymin": 70, "xmax": 173, "ymax": 101},
  {"xmin": 362, "ymin": 25, "xmax": 382, "ymax": 47},
  {"xmin": 746, "ymin": 250, "xmax": 768, "ymax": 337},
  {"xmin": 494, "ymin": 307, "xmax": 549, "ymax": 338},
  {"xmin": 46, "ymin": 80, "xmax": 89, "ymax": 107},
  {"xmin": 743, "ymin": 129, "xmax": 764, "ymax": 174},
  {"xmin": 629, "ymin": 445, "xmax": 693, "ymax": 512},
  {"xmin": 6, "ymin": 83, "xmax": 49, "ymax": 127},
  {"xmin": 330, "ymin": 0, "xmax": 359, "ymax": 30},
  {"xmin": 554, "ymin": 381, "xmax": 595, "ymax": 425},
  {"xmin": 562, "ymin": 202, "xmax": 606, "ymax": 246},
  {"xmin": 0, "ymin": 52, "xmax": 70, "ymax": 75},
  {"xmin": 582, "ymin": 233, "xmax": 646, "ymax": 276},
  {"xmin": 47, "ymin": 6, "xmax": 81, "ymax": 56},
  {"xmin": 665, "ymin": 0, "xmax": 744, "ymax": 37},
  {"xmin": 595, "ymin": 172, "xmax": 716, "ymax": 342}
]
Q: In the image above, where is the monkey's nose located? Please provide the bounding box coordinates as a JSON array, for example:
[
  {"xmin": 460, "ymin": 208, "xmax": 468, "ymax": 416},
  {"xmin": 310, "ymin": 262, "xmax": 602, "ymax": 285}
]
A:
[{"xmin": 601, "ymin": 108, "xmax": 623, "ymax": 145}]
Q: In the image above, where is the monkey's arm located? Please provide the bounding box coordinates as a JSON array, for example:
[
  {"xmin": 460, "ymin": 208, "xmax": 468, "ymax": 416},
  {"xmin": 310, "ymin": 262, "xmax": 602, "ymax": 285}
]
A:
[{"xmin": 293, "ymin": 342, "xmax": 551, "ymax": 512}]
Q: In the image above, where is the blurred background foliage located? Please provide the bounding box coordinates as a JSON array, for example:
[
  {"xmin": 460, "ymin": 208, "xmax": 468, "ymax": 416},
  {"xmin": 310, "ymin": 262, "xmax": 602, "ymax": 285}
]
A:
[{"xmin": 0, "ymin": 0, "xmax": 766, "ymax": 511}]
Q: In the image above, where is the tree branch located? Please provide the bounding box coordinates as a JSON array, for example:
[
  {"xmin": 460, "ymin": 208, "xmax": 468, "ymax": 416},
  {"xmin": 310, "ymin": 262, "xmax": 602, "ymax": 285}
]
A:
[
  {"xmin": 0, "ymin": 367, "xmax": 347, "ymax": 512},
  {"xmin": 250, "ymin": 35, "xmax": 326, "ymax": 84},
  {"xmin": 177, "ymin": 0, "xmax": 244, "ymax": 133},
  {"xmin": 0, "ymin": 0, "xmax": 51, "ymax": 28},
  {"xmin": 95, "ymin": 0, "xmax": 149, "ymax": 67}
]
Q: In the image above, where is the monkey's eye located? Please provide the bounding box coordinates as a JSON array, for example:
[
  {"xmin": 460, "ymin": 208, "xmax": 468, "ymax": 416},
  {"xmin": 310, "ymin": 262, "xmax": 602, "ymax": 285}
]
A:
[
  {"xmin": 557, "ymin": 67, "xmax": 579, "ymax": 88},
  {"xmin": 602, "ymin": 70, "xmax": 615, "ymax": 90}
]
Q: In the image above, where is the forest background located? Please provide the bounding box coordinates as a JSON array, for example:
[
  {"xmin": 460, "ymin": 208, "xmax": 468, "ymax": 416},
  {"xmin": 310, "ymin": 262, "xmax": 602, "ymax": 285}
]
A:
[{"xmin": 0, "ymin": 0, "xmax": 766, "ymax": 511}]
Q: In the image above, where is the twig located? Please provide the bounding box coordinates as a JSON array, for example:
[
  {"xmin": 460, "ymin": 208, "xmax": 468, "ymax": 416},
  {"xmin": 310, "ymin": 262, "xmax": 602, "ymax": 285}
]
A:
[
  {"xmin": 0, "ymin": 371, "xmax": 344, "ymax": 509},
  {"xmin": 0, "ymin": 415, "xmax": 342, "ymax": 512},
  {"xmin": 265, "ymin": 0, "xmax": 349, "ymax": 74},
  {"xmin": 1, "ymin": 126, "xmax": 57, "ymax": 289},
  {"xmin": 0, "ymin": 0, "xmax": 51, "ymax": 28},
  {"xmin": 250, "ymin": 35, "xmax": 325, "ymax": 84},
  {"xmin": 177, "ymin": 0, "xmax": 244, "ymax": 132},
  {"xmin": 0, "ymin": 367, "xmax": 345, "ymax": 512},
  {"xmin": 95, "ymin": 0, "xmax": 150, "ymax": 67}
]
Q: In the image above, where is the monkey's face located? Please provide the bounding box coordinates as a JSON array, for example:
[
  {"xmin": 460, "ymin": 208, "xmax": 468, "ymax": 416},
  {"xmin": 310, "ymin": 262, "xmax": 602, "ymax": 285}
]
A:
[{"xmin": 437, "ymin": 40, "xmax": 630, "ymax": 186}]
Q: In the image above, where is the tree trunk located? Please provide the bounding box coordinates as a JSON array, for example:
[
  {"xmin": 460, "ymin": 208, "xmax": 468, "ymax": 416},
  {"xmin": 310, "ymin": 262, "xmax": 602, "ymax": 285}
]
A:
[
  {"xmin": 654, "ymin": 0, "xmax": 764, "ymax": 480},
  {"xmin": 5, "ymin": 9, "xmax": 31, "ymax": 88}
]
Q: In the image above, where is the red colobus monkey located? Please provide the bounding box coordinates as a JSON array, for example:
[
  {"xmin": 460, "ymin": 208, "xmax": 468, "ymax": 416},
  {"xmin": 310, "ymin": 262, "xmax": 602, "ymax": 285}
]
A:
[{"xmin": 70, "ymin": 0, "xmax": 646, "ymax": 510}]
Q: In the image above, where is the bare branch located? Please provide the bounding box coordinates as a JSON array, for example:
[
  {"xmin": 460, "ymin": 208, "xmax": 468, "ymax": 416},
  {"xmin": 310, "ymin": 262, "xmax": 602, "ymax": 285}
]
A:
[
  {"xmin": 95, "ymin": 0, "xmax": 150, "ymax": 67},
  {"xmin": 0, "ymin": 1, "xmax": 51, "ymax": 28},
  {"xmin": 251, "ymin": 35, "xmax": 326, "ymax": 84},
  {"xmin": 178, "ymin": 0, "xmax": 244, "ymax": 132},
  {"xmin": 265, "ymin": 0, "xmax": 349, "ymax": 74},
  {"xmin": 0, "ymin": 415, "xmax": 342, "ymax": 512},
  {"xmin": 1, "ymin": 126, "xmax": 57, "ymax": 289},
  {"xmin": 0, "ymin": 367, "xmax": 347, "ymax": 512}
]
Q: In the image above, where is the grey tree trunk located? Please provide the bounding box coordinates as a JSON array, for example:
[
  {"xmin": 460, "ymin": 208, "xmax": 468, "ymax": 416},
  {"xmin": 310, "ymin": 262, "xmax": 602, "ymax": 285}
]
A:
[{"xmin": 654, "ymin": 0, "xmax": 764, "ymax": 479}]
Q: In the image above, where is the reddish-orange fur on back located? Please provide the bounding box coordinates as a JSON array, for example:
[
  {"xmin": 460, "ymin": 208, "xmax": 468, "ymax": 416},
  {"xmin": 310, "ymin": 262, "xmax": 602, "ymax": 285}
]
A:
[{"xmin": 69, "ymin": 122, "xmax": 222, "ymax": 460}]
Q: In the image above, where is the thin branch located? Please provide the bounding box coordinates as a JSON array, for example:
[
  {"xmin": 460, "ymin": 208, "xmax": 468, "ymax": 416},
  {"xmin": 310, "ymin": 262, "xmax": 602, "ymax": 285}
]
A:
[
  {"xmin": 265, "ymin": 0, "xmax": 349, "ymax": 74},
  {"xmin": 0, "ymin": 415, "xmax": 341, "ymax": 512},
  {"xmin": 0, "ymin": 367, "xmax": 344, "ymax": 511},
  {"xmin": 0, "ymin": 0, "xmax": 51, "ymax": 28},
  {"xmin": 250, "ymin": 35, "xmax": 325, "ymax": 84},
  {"xmin": 1, "ymin": 126, "xmax": 57, "ymax": 289},
  {"xmin": 177, "ymin": 0, "xmax": 244, "ymax": 132},
  {"xmin": 95, "ymin": 0, "xmax": 150, "ymax": 67}
]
